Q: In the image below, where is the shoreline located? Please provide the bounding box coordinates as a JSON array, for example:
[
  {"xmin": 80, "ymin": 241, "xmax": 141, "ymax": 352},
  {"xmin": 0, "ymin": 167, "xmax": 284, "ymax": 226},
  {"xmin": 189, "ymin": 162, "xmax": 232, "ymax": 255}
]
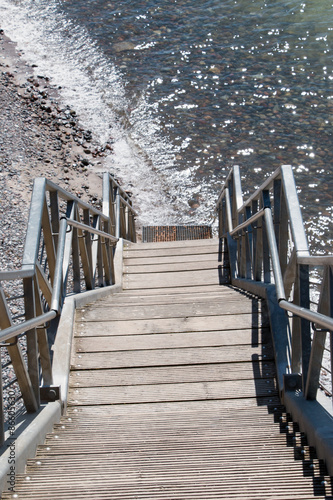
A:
[{"xmin": 0, "ymin": 29, "xmax": 115, "ymax": 269}]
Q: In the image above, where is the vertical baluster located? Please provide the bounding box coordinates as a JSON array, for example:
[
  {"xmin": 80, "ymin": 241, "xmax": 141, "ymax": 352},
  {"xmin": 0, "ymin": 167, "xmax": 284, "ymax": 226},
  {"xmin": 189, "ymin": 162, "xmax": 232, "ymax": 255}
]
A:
[
  {"xmin": 83, "ymin": 208, "xmax": 93, "ymax": 276},
  {"xmin": 279, "ymin": 187, "xmax": 289, "ymax": 278},
  {"xmin": 42, "ymin": 196, "xmax": 56, "ymax": 286},
  {"xmin": 273, "ymin": 179, "xmax": 281, "ymax": 255},
  {"xmin": 72, "ymin": 223, "xmax": 81, "ymax": 293},
  {"xmin": 292, "ymin": 264, "xmax": 311, "ymax": 387},
  {"xmin": 252, "ymin": 200, "xmax": 259, "ymax": 281},
  {"xmin": 245, "ymin": 206, "xmax": 252, "ymax": 279},
  {"xmin": 253, "ymin": 200, "xmax": 263, "ymax": 282},
  {"xmin": 49, "ymin": 190, "xmax": 60, "ymax": 260},
  {"xmin": 130, "ymin": 211, "xmax": 136, "ymax": 243},
  {"xmin": 23, "ymin": 276, "xmax": 40, "ymax": 408},
  {"xmin": 300, "ymin": 263, "xmax": 311, "ymax": 391},
  {"xmin": 32, "ymin": 275, "xmax": 52, "ymax": 387},
  {"xmin": 125, "ymin": 206, "xmax": 129, "ymax": 241},
  {"xmin": 115, "ymin": 188, "xmax": 121, "ymax": 240},
  {"xmin": 240, "ymin": 207, "xmax": 246, "ymax": 279},
  {"xmin": 262, "ymin": 190, "xmax": 271, "ymax": 283},
  {"xmin": 120, "ymin": 202, "xmax": 126, "ymax": 240},
  {"xmin": 218, "ymin": 201, "xmax": 223, "ymax": 238},
  {"xmin": 305, "ymin": 264, "xmax": 332, "ymax": 399}
]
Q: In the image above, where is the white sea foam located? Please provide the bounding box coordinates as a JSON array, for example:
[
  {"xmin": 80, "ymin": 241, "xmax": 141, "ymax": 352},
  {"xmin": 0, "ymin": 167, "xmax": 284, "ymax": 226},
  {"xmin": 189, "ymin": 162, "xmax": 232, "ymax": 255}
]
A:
[{"xmin": 0, "ymin": 0, "xmax": 202, "ymax": 226}]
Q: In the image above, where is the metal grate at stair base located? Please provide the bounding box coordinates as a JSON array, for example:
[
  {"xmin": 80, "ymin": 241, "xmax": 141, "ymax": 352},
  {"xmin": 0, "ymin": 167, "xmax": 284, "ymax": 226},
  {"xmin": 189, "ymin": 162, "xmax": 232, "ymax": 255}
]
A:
[{"xmin": 142, "ymin": 225, "xmax": 212, "ymax": 242}]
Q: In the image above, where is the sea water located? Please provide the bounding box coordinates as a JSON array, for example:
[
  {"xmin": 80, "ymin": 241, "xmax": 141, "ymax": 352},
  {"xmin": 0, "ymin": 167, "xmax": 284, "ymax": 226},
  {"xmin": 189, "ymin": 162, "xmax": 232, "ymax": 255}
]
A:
[{"xmin": 0, "ymin": 0, "xmax": 332, "ymax": 250}]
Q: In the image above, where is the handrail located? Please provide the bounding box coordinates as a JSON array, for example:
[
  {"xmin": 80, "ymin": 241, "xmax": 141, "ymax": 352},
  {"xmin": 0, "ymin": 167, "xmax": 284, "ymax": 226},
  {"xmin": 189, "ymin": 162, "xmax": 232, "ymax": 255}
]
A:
[
  {"xmin": 225, "ymin": 206, "xmax": 333, "ymax": 332},
  {"xmin": 229, "ymin": 208, "xmax": 265, "ymax": 237},
  {"xmin": 45, "ymin": 178, "xmax": 110, "ymax": 219},
  {"xmin": 0, "ymin": 174, "xmax": 137, "ymax": 446},
  {"xmin": 217, "ymin": 164, "xmax": 333, "ymax": 474},
  {"xmin": 65, "ymin": 218, "xmax": 119, "ymax": 243},
  {"xmin": 102, "ymin": 173, "xmax": 137, "ymax": 242},
  {"xmin": 0, "ymin": 311, "xmax": 57, "ymax": 344}
]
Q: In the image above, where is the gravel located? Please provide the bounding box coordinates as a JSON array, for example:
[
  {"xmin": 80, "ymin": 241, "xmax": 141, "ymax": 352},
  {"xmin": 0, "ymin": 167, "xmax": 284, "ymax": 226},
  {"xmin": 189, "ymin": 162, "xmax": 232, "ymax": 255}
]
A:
[{"xmin": 0, "ymin": 29, "xmax": 112, "ymax": 421}]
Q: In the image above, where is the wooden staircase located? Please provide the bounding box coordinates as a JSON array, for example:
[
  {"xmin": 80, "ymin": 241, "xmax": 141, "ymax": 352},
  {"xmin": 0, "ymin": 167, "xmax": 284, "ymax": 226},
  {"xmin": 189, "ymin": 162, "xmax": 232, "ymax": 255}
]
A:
[{"xmin": 2, "ymin": 238, "xmax": 332, "ymax": 499}]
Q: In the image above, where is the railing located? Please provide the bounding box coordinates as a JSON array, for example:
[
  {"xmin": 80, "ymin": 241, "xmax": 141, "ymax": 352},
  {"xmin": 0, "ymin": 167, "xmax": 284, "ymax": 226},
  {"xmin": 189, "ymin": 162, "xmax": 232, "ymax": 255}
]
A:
[
  {"xmin": 103, "ymin": 173, "xmax": 137, "ymax": 242},
  {"xmin": 0, "ymin": 174, "xmax": 136, "ymax": 445},
  {"xmin": 217, "ymin": 165, "xmax": 333, "ymax": 473}
]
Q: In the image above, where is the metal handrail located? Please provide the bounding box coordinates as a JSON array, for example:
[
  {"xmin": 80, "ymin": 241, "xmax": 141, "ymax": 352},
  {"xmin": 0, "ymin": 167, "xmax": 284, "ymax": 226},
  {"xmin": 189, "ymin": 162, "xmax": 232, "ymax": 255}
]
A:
[
  {"xmin": 0, "ymin": 174, "xmax": 137, "ymax": 446},
  {"xmin": 0, "ymin": 218, "xmax": 120, "ymax": 342},
  {"xmin": 102, "ymin": 173, "xmax": 137, "ymax": 242},
  {"xmin": 216, "ymin": 164, "xmax": 333, "ymax": 473},
  {"xmin": 225, "ymin": 202, "xmax": 333, "ymax": 332},
  {"xmin": 65, "ymin": 218, "xmax": 119, "ymax": 243},
  {"xmin": 0, "ymin": 311, "xmax": 57, "ymax": 344}
]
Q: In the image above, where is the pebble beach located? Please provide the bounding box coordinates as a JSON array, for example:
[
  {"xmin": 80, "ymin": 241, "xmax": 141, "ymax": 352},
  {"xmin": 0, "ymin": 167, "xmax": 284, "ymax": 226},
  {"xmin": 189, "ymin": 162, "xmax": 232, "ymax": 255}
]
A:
[
  {"xmin": 0, "ymin": 29, "xmax": 111, "ymax": 272},
  {"xmin": 0, "ymin": 28, "xmax": 119, "ymax": 419}
]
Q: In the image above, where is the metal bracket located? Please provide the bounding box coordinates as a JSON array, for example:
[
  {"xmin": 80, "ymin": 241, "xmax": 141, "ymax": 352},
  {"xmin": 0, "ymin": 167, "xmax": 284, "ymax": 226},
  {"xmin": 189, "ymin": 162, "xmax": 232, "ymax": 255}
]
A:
[
  {"xmin": 40, "ymin": 386, "xmax": 61, "ymax": 402},
  {"xmin": 284, "ymin": 374, "xmax": 302, "ymax": 391},
  {"xmin": 0, "ymin": 338, "xmax": 18, "ymax": 347},
  {"xmin": 311, "ymin": 322, "xmax": 329, "ymax": 333}
]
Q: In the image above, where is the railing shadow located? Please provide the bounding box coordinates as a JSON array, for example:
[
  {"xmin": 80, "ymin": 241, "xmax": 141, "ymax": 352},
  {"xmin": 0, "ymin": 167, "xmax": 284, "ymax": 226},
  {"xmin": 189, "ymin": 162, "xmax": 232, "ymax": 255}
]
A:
[
  {"xmin": 246, "ymin": 289, "xmax": 333, "ymax": 499},
  {"xmin": 217, "ymin": 237, "xmax": 230, "ymax": 284}
]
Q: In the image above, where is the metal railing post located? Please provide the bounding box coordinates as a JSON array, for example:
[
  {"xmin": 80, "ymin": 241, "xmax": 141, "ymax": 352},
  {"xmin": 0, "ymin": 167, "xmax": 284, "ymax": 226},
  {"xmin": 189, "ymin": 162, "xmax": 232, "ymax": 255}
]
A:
[{"xmin": 115, "ymin": 189, "xmax": 121, "ymax": 240}]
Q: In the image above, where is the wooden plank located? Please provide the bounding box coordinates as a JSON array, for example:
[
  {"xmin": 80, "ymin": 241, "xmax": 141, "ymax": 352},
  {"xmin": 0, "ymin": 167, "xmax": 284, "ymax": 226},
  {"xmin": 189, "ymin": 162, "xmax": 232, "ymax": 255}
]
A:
[
  {"xmin": 76, "ymin": 313, "xmax": 259, "ymax": 336},
  {"xmin": 124, "ymin": 252, "xmax": 225, "ymax": 266},
  {"xmin": 123, "ymin": 269, "xmax": 229, "ymax": 289},
  {"xmin": 121, "ymin": 284, "xmax": 231, "ymax": 295},
  {"xmin": 71, "ymin": 344, "xmax": 273, "ymax": 369},
  {"xmin": 93, "ymin": 289, "xmax": 240, "ymax": 306},
  {"xmin": 74, "ymin": 329, "xmax": 270, "ymax": 352},
  {"xmin": 123, "ymin": 260, "xmax": 227, "ymax": 274},
  {"xmin": 125, "ymin": 238, "xmax": 219, "ymax": 251},
  {"xmin": 77, "ymin": 300, "xmax": 261, "ymax": 321},
  {"xmin": 65, "ymin": 398, "xmax": 282, "ymax": 417},
  {"xmin": 60, "ymin": 406, "xmax": 284, "ymax": 425},
  {"xmin": 68, "ymin": 379, "xmax": 277, "ymax": 405},
  {"xmin": 124, "ymin": 245, "xmax": 221, "ymax": 259},
  {"xmin": 69, "ymin": 362, "xmax": 276, "ymax": 388}
]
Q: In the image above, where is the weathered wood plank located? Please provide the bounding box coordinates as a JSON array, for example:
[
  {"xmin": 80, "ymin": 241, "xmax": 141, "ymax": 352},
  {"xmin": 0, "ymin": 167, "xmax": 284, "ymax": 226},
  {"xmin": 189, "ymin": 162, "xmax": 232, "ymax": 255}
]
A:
[
  {"xmin": 71, "ymin": 344, "xmax": 273, "ymax": 369},
  {"xmin": 8, "ymin": 232, "xmax": 330, "ymax": 500},
  {"xmin": 76, "ymin": 313, "xmax": 260, "ymax": 336},
  {"xmin": 125, "ymin": 238, "xmax": 219, "ymax": 251},
  {"xmin": 77, "ymin": 300, "xmax": 261, "ymax": 321},
  {"xmin": 121, "ymin": 284, "xmax": 231, "ymax": 295},
  {"xmin": 124, "ymin": 246, "xmax": 222, "ymax": 259},
  {"xmin": 124, "ymin": 252, "xmax": 225, "ymax": 266},
  {"xmin": 74, "ymin": 329, "xmax": 269, "ymax": 352},
  {"xmin": 123, "ymin": 269, "xmax": 229, "ymax": 289},
  {"xmin": 123, "ymin": 260, "xmax": 227, "ymax": 274},
  {"xmin": 65, "ymin": 398, "xmax": 282, "ymax": 418},
  {"xmin": 93, "ymin": 289, "xmax": 240, "ymax": 305},
  {"xmin": 68, "ymin": 379, "xmax": 277, "ymax": 405},
  {"xmin": 69, "ymin": 362, "xmax": 276, "ymax": 388}
]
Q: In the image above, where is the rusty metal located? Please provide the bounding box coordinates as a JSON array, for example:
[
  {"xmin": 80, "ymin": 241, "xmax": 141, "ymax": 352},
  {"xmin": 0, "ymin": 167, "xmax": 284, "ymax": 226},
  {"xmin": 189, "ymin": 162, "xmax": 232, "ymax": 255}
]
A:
[{"xmin": 142, "ymin": 225, "xmax": 212, "ymax": 242}]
